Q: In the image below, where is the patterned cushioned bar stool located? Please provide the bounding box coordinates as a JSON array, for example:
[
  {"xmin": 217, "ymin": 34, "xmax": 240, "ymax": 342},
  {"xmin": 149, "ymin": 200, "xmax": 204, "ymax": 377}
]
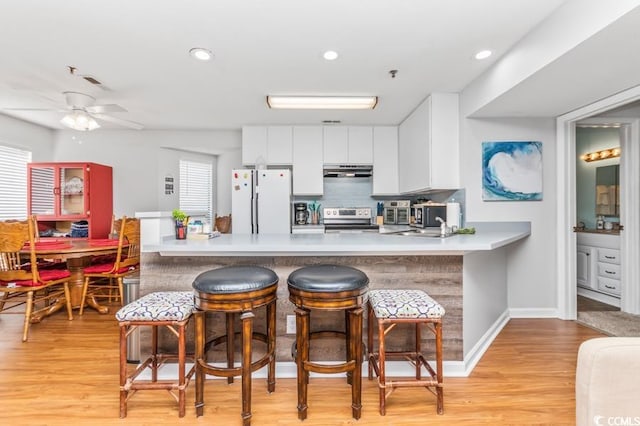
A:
[
  {"xmin": 192, "ymin": 265, "xmax": 278, "ymax": 426},
  {"xmin": 115, "ymin": 291, "xmax": 195, "ymax": 418},
  {"xmin": 287, "ymin": 264, "xmax": 369, "ymax": 420},
  {"xmin": 367, "ymin": 289, "xmax": 445, "ymax": 415}
]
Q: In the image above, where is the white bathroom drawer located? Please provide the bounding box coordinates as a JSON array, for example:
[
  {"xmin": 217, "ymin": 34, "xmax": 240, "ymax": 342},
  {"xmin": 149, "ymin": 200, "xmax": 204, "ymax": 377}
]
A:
[
  {"xmin": 597, "ymin": 276, "xmax": 621, "ymax": 296},
  {"xmin": 597, "ymin": 248, "xmax": 620, "ymax": 265},
  {"xmin": 598, "ymin": 262, "xmax": 621, "ymax": 280}
]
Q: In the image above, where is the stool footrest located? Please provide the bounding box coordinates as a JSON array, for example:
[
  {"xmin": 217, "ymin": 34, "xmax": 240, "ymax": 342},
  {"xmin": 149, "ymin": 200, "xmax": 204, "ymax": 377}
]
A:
[{"xmin": 303, "ymin": 359, "xmax": 356, "ymax": 375}]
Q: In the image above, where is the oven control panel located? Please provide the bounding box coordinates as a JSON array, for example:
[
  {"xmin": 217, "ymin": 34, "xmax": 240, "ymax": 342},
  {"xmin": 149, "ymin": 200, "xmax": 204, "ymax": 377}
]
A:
[{"xmin": 323, "ymin": 207, "xmax": 372, "ymax": 219}]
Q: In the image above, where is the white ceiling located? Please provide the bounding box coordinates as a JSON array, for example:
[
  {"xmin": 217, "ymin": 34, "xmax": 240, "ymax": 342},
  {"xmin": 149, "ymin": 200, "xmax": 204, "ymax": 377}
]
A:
[{"xmin": 0, "ymin": 0, "xmax": 612, "ymax": 131}]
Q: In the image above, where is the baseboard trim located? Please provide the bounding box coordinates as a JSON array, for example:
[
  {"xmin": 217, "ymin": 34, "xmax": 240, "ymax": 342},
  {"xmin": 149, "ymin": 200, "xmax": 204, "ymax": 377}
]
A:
[{"xmin": 509, "ymin": 307, "xmax": 558, "ymax": 318}]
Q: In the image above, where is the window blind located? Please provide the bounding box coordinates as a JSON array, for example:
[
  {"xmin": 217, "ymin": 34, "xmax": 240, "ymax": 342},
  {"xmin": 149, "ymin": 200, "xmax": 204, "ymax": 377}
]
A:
[
  {"xmin": 0, "ymin": 145, "xmax": 32, "ymax": 220},
  {"xmin": 179, "ymin": 159, "xmax": 213, "ymax": 222}
]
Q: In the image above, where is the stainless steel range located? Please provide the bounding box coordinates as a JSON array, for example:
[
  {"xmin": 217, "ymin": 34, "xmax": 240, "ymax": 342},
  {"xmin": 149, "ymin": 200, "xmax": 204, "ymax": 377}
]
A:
[{"xmin": 323, "ymin": 207, "xmax": 379, "ymax": 233}]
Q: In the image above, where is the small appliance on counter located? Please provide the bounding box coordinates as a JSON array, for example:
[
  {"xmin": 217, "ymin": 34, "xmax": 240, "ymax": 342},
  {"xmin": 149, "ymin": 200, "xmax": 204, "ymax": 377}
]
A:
[
  {"xmin": 411, "ymin": 202, "xmax": 447, "ymax": 229},
  {"xmin": 294, "ymin": 202, "xmax": 309, "ymax": 225},
  {"xmin": 383, "ymin": 200, "xmax": 411, "ymax": 225}
]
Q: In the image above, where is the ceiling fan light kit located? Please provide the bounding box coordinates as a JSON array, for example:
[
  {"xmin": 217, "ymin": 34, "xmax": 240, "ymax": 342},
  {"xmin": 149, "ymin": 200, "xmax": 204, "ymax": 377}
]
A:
[
  {"xmin": 266, "ymin": 95, "xmax": 378, "ymax": 110},
  {"xmin": 61, "ymin": 110, "xmax": 100, "ymax": 131}
]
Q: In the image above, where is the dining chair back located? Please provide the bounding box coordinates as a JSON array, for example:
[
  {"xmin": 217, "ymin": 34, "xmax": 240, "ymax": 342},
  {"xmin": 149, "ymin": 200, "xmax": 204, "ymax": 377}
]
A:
[
  {"xmin": 79, "ymin": 216, "xmax": 140, "ymax": 314},
  {"xmin": 0, "ymin": 218, "xmax": 73, "ymax": 341}
]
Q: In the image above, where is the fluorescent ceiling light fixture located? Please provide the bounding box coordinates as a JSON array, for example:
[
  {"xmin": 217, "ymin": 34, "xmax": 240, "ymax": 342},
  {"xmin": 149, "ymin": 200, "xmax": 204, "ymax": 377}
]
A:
[
  {"xmin": 60, "ymin": 110, "xmax": 100, "ymax": 131},
  {"xmin": 323, "ymin": 50, "xmax": 339, "ymax": 61},
  {"xmin": 189, "ymin": 47, "xmax": 213, "ymax": 61},
  {"xmin": 475, "ymin": 50, "xmax": 492, "ymax": 60},
  {"xmin": 266, "ymin": 96, "xmax": 378, "ymax": 110}
]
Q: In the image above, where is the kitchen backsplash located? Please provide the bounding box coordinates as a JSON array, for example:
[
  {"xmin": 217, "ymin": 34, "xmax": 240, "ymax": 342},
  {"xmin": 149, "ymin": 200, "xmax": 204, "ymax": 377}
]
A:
[{"xmin": 293, "ymin": 177, "xmax": 465, "ymax": 226}]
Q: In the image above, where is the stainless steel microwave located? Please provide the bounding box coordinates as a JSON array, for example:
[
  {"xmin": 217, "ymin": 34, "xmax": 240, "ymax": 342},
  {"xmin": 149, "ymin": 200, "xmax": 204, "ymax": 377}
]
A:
[{"xmin": 411, "ymin": 203, "xmax": 447, "ymax": 228}]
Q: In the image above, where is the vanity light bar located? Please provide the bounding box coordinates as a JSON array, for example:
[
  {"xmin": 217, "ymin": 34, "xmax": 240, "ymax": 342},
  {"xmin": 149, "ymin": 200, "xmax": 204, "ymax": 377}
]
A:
[{"xmin": 581, "ymin": 147, "xmax": 621, "ymax": 162}]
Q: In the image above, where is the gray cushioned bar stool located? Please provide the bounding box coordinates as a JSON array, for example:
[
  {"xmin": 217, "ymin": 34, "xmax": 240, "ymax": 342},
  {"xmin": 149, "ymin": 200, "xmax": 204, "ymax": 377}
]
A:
[
  {"xmin": 192, "ymin": 265, "xmax": 278, "ymax": 426},
  {"xmin": 287, "ymin": 264, "xmax": 369, "ymax": 420}
]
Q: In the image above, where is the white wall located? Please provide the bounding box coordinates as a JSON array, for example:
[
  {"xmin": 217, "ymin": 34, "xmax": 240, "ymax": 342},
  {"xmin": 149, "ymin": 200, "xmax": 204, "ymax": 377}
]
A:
[
  {"xmin": 51, "ymin": 129, "xmax": 241, "ymax": 217},
  {"xmin": 0, "ymin": 114, "xmax": 54, "ymax": 159},
  {"xmin": 460, "ymin": 117, "xmax": 557, "ymax": 311}
]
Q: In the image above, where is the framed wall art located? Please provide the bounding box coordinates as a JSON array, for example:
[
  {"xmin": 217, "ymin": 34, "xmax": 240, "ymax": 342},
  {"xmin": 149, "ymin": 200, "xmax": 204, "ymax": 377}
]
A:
[{"xmin": 482, "ymin": 141, "xmax": 542, "ymax": 201}]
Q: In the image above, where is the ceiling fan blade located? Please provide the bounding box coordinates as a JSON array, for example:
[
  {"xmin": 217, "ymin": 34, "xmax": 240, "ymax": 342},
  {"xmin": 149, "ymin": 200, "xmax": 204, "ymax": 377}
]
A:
[
  {"xmin": 86, "ymin": 104, "xmax": 127, "ymax": 114},
  {"xmin": 1, "ymin": 107, "xmax": 65, "ymax": 112},
  {"xmin": 92, "ymin": 113, "xmax": 144, "ymax": 130}
]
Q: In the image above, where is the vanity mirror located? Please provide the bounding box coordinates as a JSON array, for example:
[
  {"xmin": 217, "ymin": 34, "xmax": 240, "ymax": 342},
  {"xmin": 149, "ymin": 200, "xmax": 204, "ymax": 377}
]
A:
[{"xmin": 595, "ymin": 164, "xmax": 619, "ymax": 217}]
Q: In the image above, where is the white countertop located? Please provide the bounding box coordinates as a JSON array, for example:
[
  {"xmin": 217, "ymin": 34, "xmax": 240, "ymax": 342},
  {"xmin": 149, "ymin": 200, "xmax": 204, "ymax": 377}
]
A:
[{"xmin": 144, "ymin": 222, "xmax": 530, "ymax": 257}]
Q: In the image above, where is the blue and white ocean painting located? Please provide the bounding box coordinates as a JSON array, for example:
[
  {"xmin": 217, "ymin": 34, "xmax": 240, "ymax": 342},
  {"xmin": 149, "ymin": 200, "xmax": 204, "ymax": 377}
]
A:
[{"xmin": 482, "ymin": 141, "xmax": 542, "ymax": 201}]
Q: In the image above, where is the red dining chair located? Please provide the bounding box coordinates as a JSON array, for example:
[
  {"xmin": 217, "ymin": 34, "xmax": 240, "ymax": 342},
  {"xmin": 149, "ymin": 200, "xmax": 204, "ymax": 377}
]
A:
[
  {"xmin": 79, "ymin": 216, "xmax": 140, "ymax": 314},
  {"xmin": 0, "ymin": 218, "xmax": 73, "ymax": 341}
]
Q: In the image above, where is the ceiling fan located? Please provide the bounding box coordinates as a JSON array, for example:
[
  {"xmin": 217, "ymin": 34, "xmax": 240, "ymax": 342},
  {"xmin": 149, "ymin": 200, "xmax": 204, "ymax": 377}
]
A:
[{"xmin": 3, "ymin": 91, "xmax": 144, "ymax": 131}]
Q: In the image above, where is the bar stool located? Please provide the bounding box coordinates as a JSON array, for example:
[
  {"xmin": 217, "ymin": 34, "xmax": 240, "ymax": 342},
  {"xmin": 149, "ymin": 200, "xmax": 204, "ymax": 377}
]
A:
[
  {"xmin": 192, "ymin": 265, "xmax": 278, "ymax": 426},
  {"xmin": 115, "ymin": 291, "xmax": 196, "ymax": 418},
  {"xmin": 367, "ymin": 289, "xmax": 445, "ymax": 415},
  {"xmin": 287, "ymin": 264, "xmax": 369, "ymax": 420}
]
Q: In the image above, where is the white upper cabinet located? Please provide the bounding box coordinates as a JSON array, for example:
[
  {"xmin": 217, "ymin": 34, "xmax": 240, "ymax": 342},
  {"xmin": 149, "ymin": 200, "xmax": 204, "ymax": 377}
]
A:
[
  {"xmin": 242, "ymin": 126, "xmax": 268, "ymax": 166},
  {"xmin": 266, "ymin": 126, "xmax": 293, "ymax": 164},
  {"xmin": 372, "ymin": 126, "xmax": 399, "ymax": 195},
  {"xmin": 292, "ymin": 126, "xmax": 323, "ymax": 195},
  {"xmin": 242, "ymin": 126, "xmax": 293, "ymax": 165},
  {"xmin": 322, "ymin": 126, "xmax": 373, "ymax": 165},
  {"xmin": 398, "ymin": 93, "xmax": 459, "ymax": 193}
]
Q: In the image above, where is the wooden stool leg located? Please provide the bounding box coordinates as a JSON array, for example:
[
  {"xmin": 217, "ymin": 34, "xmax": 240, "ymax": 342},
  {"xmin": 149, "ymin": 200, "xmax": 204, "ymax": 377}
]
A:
[
  {"xmin": 240, "ymin": 311, "xmax": 254, "ymax": 426},
  {"xmin": 378, "ymin": 319, "xmax": 387, "ymax": 416},
  {"xmin": 178, "ymin": 322, "xmax": 187, "ymax": 417},
  {"xmin": 119, "ymin": 323, "xmax": 127, "ymax": 418},
  {"xmin": 349, "ymin": 307, "xmax": 363, "ymax": 420},
  {"xmin": 435, "ymin": 321, "xmax": 444, "ymax": 414},
  {"xmin": 345, "ymin": 309, "xmax": 352, "ymax": 385},
  {"xmin": 226, "ymin": 312, "xmax": 235, "ymax": 384},
  {"xmin": 195, "ymin": 310, "xmax": 205, "ymax": 417},
  {"xmin": 415, "ymin": 322, "xmax": 422, "ymax": 380},
  {"xmin": 151, "ymin": 325, "xmax": 158, "ymax": 382},
  {"xmin": 267, "ymin": 300, "xmax": 276, "ymax": 393},
  {"xmin": 295, "ymin": 307, "xmax": 310, "ymax": 420},
  {"xmin": 367, "ymin": 303, "xmax": 374, "ymax": 380}
]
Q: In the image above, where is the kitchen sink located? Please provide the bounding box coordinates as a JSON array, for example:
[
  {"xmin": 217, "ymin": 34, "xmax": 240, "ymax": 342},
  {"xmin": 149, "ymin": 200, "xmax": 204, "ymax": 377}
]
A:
[{"xmin": 391, "ymin": 229, "xmax": 452, "ymax": 238}]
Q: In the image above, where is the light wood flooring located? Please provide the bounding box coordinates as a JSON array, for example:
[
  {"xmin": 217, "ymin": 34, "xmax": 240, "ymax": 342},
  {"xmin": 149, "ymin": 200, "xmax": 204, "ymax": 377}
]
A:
[
  {"xmin": 577, "ymin": 294, "xmax": 620, "ymax": 312},
  {"xmin": 0, "ymin": 304, "xmax": 604, "ymax": 425}
]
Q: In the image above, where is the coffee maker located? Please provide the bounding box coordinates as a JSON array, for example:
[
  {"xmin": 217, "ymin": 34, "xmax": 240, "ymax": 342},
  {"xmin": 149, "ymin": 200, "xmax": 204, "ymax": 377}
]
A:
[{"xmin": 294, "ymin": 203, "xmax": 309, "ymax": 225}]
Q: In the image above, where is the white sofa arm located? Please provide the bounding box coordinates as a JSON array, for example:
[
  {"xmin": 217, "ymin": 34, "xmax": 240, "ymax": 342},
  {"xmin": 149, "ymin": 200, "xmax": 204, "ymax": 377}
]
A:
[{"xmin": 576, "ymin": 337, "xmax": 640, "ymax": 426}]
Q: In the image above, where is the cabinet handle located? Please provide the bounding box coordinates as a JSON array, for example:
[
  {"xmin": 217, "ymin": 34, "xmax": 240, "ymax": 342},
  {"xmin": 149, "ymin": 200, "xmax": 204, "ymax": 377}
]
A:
[
  {"xmin": 605, "ymin": 270, "xmax": 615, "ymax": 275},
  {"xmin": 604, "ymin": 255, "xmax": 616, "ymax": 259},
  {"xmin": 604, "ymin": 285, "xmax": 616, "ymax": 289}
]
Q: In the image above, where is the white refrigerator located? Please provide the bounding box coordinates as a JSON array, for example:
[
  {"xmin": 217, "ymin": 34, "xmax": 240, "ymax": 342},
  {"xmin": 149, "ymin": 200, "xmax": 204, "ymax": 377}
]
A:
[{"xmin": 231, "ymin": 169, "xmax": 291, "ymax": 234}]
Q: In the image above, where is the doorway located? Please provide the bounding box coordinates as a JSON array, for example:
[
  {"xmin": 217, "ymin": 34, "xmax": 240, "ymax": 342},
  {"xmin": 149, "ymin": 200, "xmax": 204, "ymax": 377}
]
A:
[{"xmin": 557, "ymin": 86, "xmax": 640, "ymax": 320}]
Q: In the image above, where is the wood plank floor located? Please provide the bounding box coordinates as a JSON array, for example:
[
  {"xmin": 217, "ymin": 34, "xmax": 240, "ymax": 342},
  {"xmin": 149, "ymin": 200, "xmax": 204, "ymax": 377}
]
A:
[{"xmin": 0, "ymin": 305, "xmax": 604, "ymax": 425}]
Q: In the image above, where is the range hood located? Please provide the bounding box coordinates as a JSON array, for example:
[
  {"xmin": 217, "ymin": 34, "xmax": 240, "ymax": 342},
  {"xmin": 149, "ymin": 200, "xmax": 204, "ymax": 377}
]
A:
[{"xmin": 323, "ymin": 165, "xmax": 373, "ymax": 178}]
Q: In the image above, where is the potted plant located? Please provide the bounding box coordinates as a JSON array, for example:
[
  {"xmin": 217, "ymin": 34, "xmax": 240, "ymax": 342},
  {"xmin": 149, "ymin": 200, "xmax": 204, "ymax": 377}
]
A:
[{"xmin": 172, "ymin": 209, "xmax": 189, "ymax": 239}]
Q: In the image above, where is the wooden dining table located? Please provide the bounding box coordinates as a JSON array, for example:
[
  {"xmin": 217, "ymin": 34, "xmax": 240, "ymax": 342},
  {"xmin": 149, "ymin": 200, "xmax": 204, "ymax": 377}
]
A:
[{"xmin": 23, "ymin": 239, "xmax": 123, "ymax": 322}]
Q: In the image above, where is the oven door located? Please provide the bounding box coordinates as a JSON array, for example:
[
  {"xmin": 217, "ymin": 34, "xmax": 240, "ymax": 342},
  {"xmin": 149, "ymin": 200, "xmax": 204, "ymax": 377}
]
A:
[
  {"xmin": 396, "ymin": 207, "xmax": 410, "ymax": 225},
  {"xmin": 383, "ymin": 208, "xmax": 397, "ymax": 225},
  {"xmin": 424, "ymin": 206, "xmax": 447, "ymax": 227}
]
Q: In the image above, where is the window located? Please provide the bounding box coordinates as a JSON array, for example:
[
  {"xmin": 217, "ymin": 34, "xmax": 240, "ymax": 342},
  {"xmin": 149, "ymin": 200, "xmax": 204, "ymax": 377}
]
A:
[
  {"xmin": 179, "ymin": 159, "xmax": 213, "ymax": 222},
  {"xmin": 0, "ymin": 144, "xmax": 32, "ymax": 220}
]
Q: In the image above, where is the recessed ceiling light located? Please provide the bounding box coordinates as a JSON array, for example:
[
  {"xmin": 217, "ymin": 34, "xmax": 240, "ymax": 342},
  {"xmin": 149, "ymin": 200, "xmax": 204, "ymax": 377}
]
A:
[
  {"xmin": 189, "ymin": 47, "xmax": 213, "ymax": 61},
  {"xmin": 475, "ymin": 50, "xmax": 492, "ymax": 60},
  {"xmin": 323, "ymin": 50, "xmax": 339, "ymax": 61}
]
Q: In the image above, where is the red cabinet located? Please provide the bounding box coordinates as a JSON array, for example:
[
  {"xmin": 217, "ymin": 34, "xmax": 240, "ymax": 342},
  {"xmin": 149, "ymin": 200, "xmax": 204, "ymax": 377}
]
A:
[{"xmin": 27, "ymin": 162, "xmax": 113, "ymax": 239}]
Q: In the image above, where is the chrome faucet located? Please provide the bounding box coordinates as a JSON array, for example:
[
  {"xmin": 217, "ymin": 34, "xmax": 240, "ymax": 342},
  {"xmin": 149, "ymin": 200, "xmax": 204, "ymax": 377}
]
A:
[{"xmin": 435, "ymin": 216, "xmax": 448, "ymax": 237}]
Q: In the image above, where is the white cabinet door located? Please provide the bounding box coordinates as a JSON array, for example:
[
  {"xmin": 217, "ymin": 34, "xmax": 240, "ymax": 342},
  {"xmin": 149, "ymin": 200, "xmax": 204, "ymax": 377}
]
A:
[
  {"xmin": 242, "ymin": 126, "xmax": 268, "ymax": 166},
  {"xmin": 372, "ymin": 126, "xmax": 399, "ymax": 195},
  {"xmin": 267, "ymin": 126, "xmax": 293, "ymax": 164},
  {"xmin": 577, "ymin": 245, "xmax": 591, "ymax": 289},
  {"xmin": 399, "ymin": 99, "xmax": 430, "ymax": 193},
  {"xmin": 347, "ymin": 126, "xmax": 373, "ymax": 164},
  {"xmin": 323, "ymin": 126, "xmax": 348, "ymax": 164},
  {"xmin": 398, "ymin": 93, "xmax": 459, "ymax": 193},
  {"xmin": 293, "ymin": 126, "xmax": 323, "ymax": 195}
]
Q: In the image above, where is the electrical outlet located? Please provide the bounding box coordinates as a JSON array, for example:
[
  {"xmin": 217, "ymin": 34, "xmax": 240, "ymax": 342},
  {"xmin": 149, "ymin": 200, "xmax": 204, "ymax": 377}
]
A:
[{"xmin": 286, "ymin": 315, "xmax": 296, "ymax": 334}]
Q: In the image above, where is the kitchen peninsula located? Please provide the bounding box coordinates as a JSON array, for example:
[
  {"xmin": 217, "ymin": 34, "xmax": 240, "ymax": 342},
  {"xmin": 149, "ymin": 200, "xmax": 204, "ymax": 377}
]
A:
[{"xmin": 140, "ymin": 222, "xmax": 530, "ymax": 376}]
